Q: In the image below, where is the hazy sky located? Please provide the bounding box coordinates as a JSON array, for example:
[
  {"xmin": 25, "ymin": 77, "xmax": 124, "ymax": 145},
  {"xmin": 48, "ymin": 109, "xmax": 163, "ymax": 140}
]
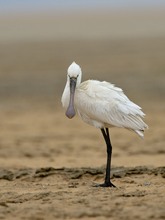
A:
[{"xmin": 1, "ymin": 0, "xmax": 165, "ymax": 13}]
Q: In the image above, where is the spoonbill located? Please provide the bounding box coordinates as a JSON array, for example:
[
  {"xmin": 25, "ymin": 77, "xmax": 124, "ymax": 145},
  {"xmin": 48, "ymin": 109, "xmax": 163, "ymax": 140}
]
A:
[{"xmin": 61, "ymin": 62, "xmax": 148, "ymax": 187}]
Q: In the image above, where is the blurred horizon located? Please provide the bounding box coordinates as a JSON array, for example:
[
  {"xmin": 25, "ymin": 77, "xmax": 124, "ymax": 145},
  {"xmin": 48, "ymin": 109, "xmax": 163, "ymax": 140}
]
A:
[
  {"xmin": 1, "ymin": 0, "xmax": 165, "ymax": 14},
  {"xmin": 0, "ymin": 0, "xmax": 165, "ymax": 109}
]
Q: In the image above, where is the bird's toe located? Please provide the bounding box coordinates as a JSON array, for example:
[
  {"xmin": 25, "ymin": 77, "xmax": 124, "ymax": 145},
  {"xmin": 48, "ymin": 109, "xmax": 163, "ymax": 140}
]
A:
[{"xmin": 93, "ymin": 181, "xmax": 116, "ymax": 188}]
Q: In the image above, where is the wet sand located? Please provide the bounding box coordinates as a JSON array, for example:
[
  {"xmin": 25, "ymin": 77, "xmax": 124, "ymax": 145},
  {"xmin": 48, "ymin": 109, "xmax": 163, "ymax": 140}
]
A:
[{"xmin": 0, "ymin": 9, "xmax": 165, "ymax": 220}]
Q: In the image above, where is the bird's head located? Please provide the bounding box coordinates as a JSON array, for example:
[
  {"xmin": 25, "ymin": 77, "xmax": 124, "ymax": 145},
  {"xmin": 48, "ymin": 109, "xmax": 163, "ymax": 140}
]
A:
[
  {"xmin": 65, "ymin": 62, "xmax": 82, "ymax": 119},
  {"xmin": 67, "ymin": 62, "xmax": 82, "ymax": 85}
]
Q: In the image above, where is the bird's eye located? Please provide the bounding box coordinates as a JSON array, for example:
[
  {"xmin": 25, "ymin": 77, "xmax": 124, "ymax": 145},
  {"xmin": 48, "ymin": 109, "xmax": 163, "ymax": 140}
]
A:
[{"xmin": 68, "ymin": 75, "xmax": 78, "ymax": 79}]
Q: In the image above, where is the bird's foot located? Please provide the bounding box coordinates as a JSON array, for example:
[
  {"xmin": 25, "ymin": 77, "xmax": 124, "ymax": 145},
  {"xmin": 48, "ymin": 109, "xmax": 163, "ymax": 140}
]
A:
[{"xmin": 94, "ymin": 181, "xmax": 116, "ymax": 188}]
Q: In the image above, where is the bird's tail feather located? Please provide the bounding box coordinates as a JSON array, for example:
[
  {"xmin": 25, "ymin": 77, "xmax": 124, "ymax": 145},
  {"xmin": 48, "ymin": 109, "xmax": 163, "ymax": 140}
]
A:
[{"xmin": 135, "ymin": 129, "xmax": 145, "ymax": 138}]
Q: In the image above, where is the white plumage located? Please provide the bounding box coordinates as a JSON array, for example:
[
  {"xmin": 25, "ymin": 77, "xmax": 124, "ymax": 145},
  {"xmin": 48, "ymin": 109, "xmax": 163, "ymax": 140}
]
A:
[
  {"xmin": 62, "ymin": 62, "xmax": 148, "ymax": 137},
  {"xmin": 61, "ymin": 62, "xmax": 148, "ymax": 187}
]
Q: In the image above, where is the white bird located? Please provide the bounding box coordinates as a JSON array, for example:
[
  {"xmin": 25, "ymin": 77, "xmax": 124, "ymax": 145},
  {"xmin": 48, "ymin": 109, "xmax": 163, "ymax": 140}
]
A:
[{"xmin": 61, "ymin": 62, "xmax": 148, "ymax": 187}]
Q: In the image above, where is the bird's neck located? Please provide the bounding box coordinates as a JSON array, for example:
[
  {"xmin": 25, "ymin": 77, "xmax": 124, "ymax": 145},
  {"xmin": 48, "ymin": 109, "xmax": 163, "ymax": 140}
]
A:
[{"xmin": 77, "ymin": 74, "xmax": 82, "ymax": 86}]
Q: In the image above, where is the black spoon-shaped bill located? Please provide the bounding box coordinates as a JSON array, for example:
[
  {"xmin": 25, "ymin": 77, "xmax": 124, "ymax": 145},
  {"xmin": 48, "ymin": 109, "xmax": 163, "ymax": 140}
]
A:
[{"xmin": 65, "ymin": 77, "xmax": 77, "ymax": 119}]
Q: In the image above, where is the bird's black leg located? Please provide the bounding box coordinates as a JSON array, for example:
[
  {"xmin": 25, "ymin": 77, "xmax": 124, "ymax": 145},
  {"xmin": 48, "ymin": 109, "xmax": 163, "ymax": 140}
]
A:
[{"xmin": 97, "ymin": 128, "xmax": 116, "ymax": 187}]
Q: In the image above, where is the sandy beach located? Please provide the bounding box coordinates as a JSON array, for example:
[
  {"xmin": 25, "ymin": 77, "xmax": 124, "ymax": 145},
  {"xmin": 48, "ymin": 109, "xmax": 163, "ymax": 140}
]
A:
[{"xmin": 0, "ymin": 8, "xmax": 165, "ymax": 220}]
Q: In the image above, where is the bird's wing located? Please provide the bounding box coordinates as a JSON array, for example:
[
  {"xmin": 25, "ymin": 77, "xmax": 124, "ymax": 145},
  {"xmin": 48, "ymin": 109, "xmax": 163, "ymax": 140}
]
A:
[{"xmin": 76, "ymin": 80, "xmax": 148, "ymax": 132}]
